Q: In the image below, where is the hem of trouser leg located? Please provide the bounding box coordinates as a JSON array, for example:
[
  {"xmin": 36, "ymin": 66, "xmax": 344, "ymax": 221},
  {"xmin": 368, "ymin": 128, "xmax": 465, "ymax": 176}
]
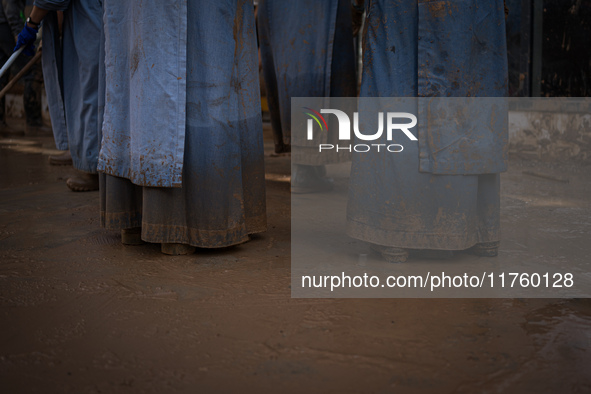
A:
[
  {"xmin": 71, "ymin": 160, "xmax": 99, "ymax": 174},
  {"xmin": 346, "ymin": 219, "xmax": 499, "ymax": 251},
  {"xmin": 72, "ymin": 167, "xmax": 99, "ymax": 175},
  {"xmin": 141, "ymin": 213, "xmax": 267, "ymax": 248},
  {"xmin": 246, "ymin": 214, "xmax": 267, "ymax": 235}
]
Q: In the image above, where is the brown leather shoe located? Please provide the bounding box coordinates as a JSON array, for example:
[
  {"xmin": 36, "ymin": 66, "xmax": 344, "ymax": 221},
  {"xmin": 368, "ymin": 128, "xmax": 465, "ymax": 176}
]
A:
[
  {"xmin": 48, "ymin": 151, "xmax": 73, "ymax": 166},
  {"xmin": 66, "ymin": 172, "xmax": 99, "ymax": 192}
]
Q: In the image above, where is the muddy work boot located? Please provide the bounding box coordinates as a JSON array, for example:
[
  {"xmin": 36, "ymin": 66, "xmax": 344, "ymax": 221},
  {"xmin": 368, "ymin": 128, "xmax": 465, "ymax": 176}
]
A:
[
  {"xmin": 48, "ymin": 151, "xmax": 73, "ymax": 166},
  {"xmin": 371, "ymin": 243, "xmax": 410, "ymax": 263},
  {"xmin": 66, "ymin": 172, "xmax": 99, "ymax": 192},
  {"xmin": 471, "ymin": 241, "xmax": 500, "ymax": 257},
  {"xmin": 161, "ymin": 243, "xmax": 196, "ymax": 256},
  {"xmin": 291, "ymin": 164, "xmax": 333, "ymax": 194}
]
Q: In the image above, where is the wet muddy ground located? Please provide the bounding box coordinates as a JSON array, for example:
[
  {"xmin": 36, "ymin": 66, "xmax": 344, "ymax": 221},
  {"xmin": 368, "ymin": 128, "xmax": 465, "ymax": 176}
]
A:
[{"xmin": 1, "ymin": 123, "xmax": 590, "ymax": 393}]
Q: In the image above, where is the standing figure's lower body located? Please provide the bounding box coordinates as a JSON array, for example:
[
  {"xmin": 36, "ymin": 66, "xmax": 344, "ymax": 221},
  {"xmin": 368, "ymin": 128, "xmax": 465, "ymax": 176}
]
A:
[
  {"xmin": 257, "ymin": 0, "xmax": 357, "ymax": 193},
  {"xmin": 346, "ymin": 0, "xmax": 508, "ymax": 262},
  {"xmin": 347, "ymin": 140, "xmax": 501, "ymax": 263},
  {"xmin": 0, "ymin": 22, "xmax": 44, "ymax": 135},
  {"xmin": 99, "ymin": 0, "xmax": 267, "ymax": 254}
]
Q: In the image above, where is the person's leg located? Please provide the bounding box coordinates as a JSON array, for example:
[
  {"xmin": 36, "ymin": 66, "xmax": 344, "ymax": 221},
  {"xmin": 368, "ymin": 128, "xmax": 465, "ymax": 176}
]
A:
[
  {"xmin": 9, "ymin": 47, "xmax": 50, "ymax": 135},
  {"xmin": 60, "ymin": 0, "xmax": 102, "ymax": 191},
  {"xmin": 99, "ymin": 173, "xmax": 143, "ymax": 245},
  {"xmin": 41, "ymin": 11, "xmax": 71, "ymax": 164},
  {"xmin": 257, "ymin": 0, "xmax": 289, "ymax": 154},
  {"xmin": 23, "ymin": 61, "xmax": 47, "ymax": 134},
  {"xmin": 471, "ymin": 173, "xmax": 501, "ymax": 257},
  {"xmin": 290, "ymin": 0, "xmax": 357, "ymax": 193},
  {"xmin": 347, "ymin": 130, "xmax": 484, "ymax": 258},
  {"xmin": 141, "ymin": 0, "xmax": 266, "ymax": 254}
]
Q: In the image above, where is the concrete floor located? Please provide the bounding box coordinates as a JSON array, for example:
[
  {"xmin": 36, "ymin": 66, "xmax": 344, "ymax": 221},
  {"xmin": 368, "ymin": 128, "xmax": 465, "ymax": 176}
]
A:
[{"xmin": 1, "ymin": 123, "xmax": 591, "ymax": 393}]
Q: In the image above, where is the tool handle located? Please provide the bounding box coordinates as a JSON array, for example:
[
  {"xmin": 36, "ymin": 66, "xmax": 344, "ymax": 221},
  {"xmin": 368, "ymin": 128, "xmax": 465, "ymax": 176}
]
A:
[
  {"xmin": 0, "ymin": 28, "xmax": 42, "ymax": 80},
  {"xmin": 0, "ymin": 50, "xmax": 42, "ymax": 100},
  {"xmin": 0, "ymin": 47, "xmax": 25, "ymax": 80}
]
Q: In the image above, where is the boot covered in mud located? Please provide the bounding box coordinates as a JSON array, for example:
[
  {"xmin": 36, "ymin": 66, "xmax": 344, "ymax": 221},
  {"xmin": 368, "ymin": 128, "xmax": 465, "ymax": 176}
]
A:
[{"xmin": 66, "ymin": 171, "xmax": 99, "ymax": 192}]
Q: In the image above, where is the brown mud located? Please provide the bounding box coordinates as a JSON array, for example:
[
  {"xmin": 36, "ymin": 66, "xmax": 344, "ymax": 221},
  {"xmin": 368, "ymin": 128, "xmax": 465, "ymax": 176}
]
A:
[{"xmin": 0, "ymin": 122, "xmax": 590, "ymax": 393}]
